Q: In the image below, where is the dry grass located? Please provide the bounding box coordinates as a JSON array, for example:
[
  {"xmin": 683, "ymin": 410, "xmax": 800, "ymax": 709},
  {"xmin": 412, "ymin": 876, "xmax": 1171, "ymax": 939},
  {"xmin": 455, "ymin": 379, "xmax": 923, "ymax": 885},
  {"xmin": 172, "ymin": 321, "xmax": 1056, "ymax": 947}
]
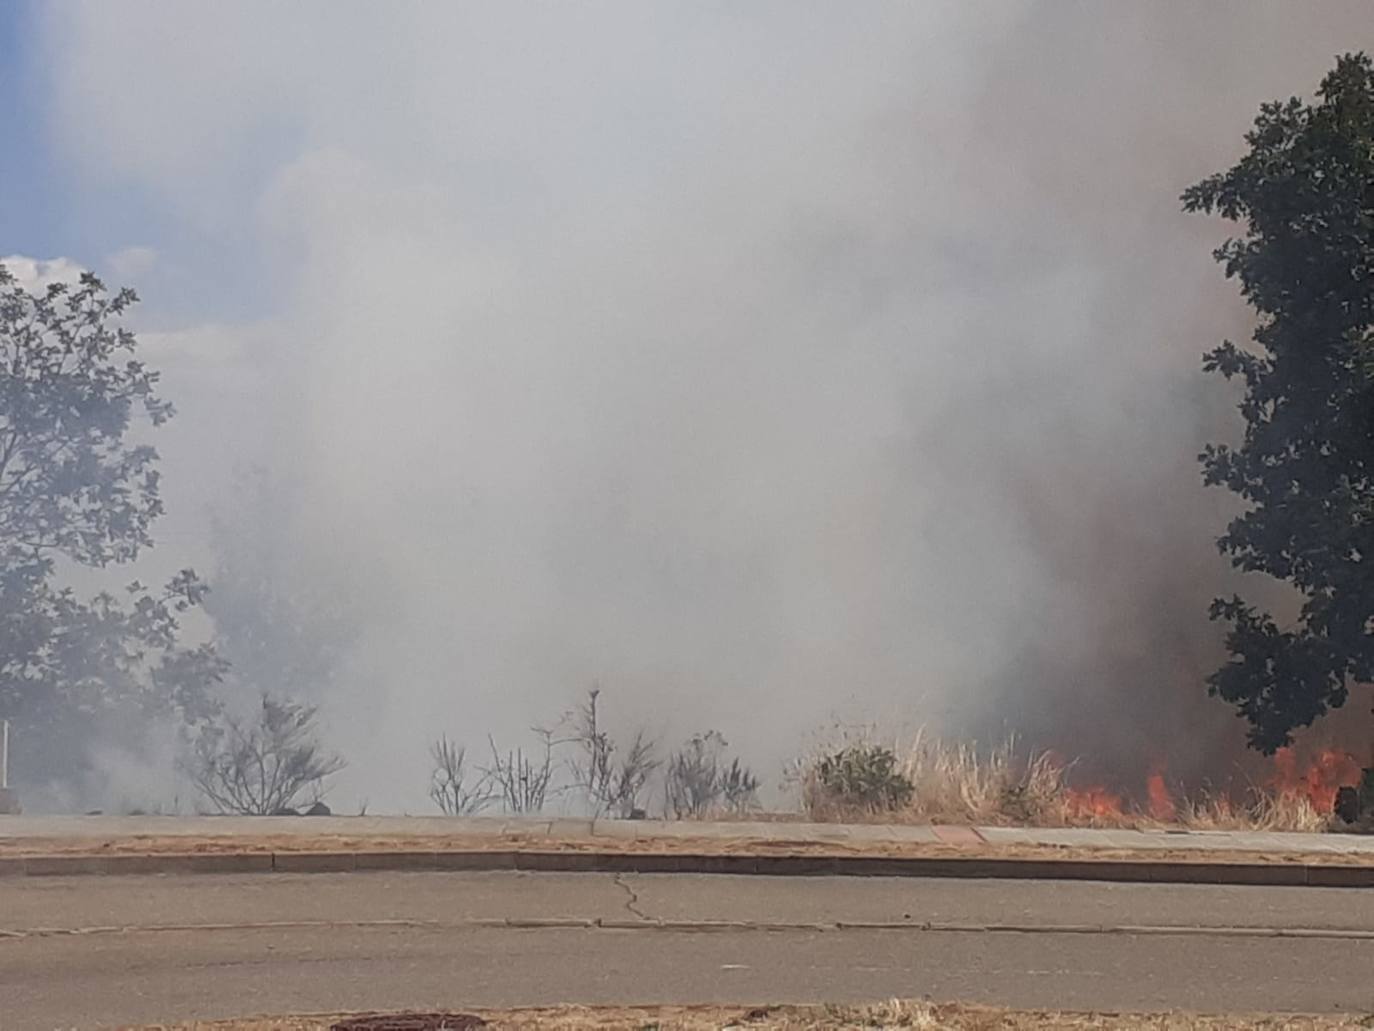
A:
[
  {"xmin": 128, "ymin": 1000, "xmax": 1374, "ymax": 1030},
  {"xmin": 798, "ymin": 729, "xmax": 1336, "ymax": 833},
  {"xmin": 1178, "ymin": 789, "xmax": 1328, "ymax": 833},
  {"xmin": 797, "ymin": 729, "xmax": 1100, "ymax": 828},
  {"xmin": 899, "ymin": 733, "xmax": 1072, "ymax": 826}
]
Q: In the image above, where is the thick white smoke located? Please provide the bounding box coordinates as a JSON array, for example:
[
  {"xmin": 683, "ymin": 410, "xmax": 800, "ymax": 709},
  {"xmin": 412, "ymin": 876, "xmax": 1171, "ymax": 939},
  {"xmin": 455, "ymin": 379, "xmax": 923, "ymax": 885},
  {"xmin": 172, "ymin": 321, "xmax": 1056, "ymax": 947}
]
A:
[{"xmin": 28, "ymin": 2, "xmax": 1374, "ymax": 809}]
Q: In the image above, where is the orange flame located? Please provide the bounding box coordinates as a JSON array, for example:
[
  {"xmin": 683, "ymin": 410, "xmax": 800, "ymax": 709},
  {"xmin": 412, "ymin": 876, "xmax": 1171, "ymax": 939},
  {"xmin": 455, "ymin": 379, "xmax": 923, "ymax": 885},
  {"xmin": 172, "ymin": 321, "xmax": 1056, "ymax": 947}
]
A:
[
  {"xmin": 1146, "ymin": 769, "xmax": 1174, "ymax": 820},
  {"xmin": 1269, "ymin": 747, "xmax": 1361, "ymax": 812},
  {"xmin": 1065, "ymin": 785, "xmax": 1123, "ymax": 820},
  {"xmin": 1055, "ymin": 746, "xmax": 1361, "ymax": 826}
]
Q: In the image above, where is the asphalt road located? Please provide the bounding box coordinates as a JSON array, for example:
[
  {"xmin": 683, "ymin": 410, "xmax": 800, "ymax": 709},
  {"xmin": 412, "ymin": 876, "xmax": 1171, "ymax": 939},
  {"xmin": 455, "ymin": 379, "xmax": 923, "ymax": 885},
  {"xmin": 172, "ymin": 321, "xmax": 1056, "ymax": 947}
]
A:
[{"xmin": 2, "ymin": 871, "xmax": 1373, "ymax": 1029}]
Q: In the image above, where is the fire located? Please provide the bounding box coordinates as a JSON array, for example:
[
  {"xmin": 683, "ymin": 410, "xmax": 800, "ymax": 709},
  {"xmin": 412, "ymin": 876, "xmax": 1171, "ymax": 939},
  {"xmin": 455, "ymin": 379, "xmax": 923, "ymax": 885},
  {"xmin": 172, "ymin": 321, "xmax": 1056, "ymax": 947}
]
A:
[
  {"xmin": 1065, "ymin": 765, "xmax": 1172, "ymax": 823},
  {"xmin": 1145, "ymin": 769, "xmax": 1175, "ymax": 820},
  {"xmin": 1269, "ymin": 746, "xmax": 1361, "ymax": 812},
  {"xmin": 1065, "ymin": 785, "xmax": 1123, "ymax": 820},
  {"xmin": 1056, "ymin": 746, "xmax": 1362, "ymax": 826}
]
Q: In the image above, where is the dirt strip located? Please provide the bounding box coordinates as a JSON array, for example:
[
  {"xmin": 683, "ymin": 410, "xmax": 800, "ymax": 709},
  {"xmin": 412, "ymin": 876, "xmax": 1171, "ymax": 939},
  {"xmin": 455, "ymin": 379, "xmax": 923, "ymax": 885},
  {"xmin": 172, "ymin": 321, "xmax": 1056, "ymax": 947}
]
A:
[
  {"xmin": 126, "ymin": 1000, "xmax": 1374, "ymax": 1030},
  {"xmin": 2, "ymin": 831, "xmax": 1373, "ymax": 885},
  {"xmin": 2, "ymin": 830, "xmax": 1372, "ymax": 865}
]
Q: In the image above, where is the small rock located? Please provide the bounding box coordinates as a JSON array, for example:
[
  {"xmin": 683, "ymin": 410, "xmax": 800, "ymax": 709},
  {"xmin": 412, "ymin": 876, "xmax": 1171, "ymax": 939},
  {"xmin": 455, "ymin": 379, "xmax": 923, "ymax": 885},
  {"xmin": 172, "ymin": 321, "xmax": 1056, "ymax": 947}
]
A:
[{"xmin": 304, "ymin": 800, "xmax": 332, "ymax": 816}]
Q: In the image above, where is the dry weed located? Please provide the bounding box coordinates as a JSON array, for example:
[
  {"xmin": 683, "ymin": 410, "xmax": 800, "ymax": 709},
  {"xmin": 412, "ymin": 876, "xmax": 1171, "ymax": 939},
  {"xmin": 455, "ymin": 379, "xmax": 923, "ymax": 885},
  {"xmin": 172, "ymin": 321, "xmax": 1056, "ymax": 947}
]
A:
[
  {"xmin": 798, "ymin": 728, "xmax": 1079, "ymax": 827},
  {"xmin": 1179, "ymin": 789, "xmax": 1328, "ymax": 833},
  {"xmin": 798, "ymin": 728, "xmax": 1338, "ymax": 833},
  {"xmin": 898, "ymin": 732, "xmax": 1071, "ymax": 827}
]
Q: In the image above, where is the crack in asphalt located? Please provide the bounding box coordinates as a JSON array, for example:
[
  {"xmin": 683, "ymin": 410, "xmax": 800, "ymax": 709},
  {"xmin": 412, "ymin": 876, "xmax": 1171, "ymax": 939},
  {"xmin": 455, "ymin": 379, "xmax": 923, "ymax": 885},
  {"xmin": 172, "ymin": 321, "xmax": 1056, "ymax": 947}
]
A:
[
  {"xmin": 612, "ymin": 872, "xmax": 651, "ymax": 921},
  {"xmin": 4, "ymin": 919, "xmax": 1373, "ymax": 943}
]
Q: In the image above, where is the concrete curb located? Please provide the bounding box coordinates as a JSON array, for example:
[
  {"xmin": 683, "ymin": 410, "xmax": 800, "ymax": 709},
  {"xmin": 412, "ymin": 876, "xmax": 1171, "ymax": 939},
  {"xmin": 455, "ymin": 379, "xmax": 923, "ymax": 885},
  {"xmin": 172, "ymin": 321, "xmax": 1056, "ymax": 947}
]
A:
[{"xmin": 0, "ymin": 849, "xmax": 1371, "ymax": 886}]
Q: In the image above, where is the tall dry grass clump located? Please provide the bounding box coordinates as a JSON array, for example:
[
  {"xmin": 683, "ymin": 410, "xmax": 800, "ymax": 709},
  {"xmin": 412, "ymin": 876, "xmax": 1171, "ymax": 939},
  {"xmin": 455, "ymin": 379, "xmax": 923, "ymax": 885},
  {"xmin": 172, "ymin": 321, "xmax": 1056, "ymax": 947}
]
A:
[
  {"xmin": 899, "ymin": 731, "xmax": 1072, "ymax": 826},
  {"xmin": 799, "ymin": 728, "xmax": 1076, "ymax": 826},
  {"xmin": 1178, "ymin": 788, "xmax": 1328, "ymax": 833}
]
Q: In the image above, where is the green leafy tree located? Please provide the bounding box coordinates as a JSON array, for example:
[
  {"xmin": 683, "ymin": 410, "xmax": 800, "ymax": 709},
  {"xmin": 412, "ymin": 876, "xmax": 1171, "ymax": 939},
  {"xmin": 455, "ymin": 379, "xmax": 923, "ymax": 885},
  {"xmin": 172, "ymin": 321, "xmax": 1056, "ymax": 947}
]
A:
[
  {"xmin": 1184, "ymin": 53, "xmax": 1374, "ymax": 752},
  {"xmin": 0, "ymin": 264, "xmax": 224, "ymax": 785}
]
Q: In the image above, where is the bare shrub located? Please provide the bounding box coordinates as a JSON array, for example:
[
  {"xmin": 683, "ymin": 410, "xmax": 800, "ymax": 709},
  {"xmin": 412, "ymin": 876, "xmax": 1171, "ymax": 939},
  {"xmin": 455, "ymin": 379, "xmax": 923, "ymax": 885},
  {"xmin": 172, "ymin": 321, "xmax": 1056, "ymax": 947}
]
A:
[
  {"xmin": 719, "ymin": 757, "xmax": 761, "ymax": 813},
  {"xmin": 186, "ymin": 695, "xmax": 345, "ymax": 815},
  {"xmin": 568, "ymin": 687, "xmax": 659, "ymax": 818},
  {"xmin": 429, "ymin": 736, "xmax": 495, "ymax": 816},
  {"xmin": 664, "ymin": 731, "xmax": 760, "ymax": 819},
  {"xmin": 484, "ymin": 729, "xmax": 557, "ymax": 814}
]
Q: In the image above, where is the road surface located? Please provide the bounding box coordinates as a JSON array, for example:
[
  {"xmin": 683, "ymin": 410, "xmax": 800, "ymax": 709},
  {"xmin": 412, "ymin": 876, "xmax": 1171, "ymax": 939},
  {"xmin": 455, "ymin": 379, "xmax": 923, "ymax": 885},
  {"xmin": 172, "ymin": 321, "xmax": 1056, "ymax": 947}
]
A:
[{"xmin": 2, "ymin": 871, "xmax": 1373, "ymax": 1028}]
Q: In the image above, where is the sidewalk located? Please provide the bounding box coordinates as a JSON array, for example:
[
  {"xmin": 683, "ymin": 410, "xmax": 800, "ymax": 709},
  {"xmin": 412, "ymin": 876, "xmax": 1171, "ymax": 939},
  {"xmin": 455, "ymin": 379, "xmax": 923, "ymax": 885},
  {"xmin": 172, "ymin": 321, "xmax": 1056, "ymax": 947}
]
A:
[
  {"xmin": 2, "ymin": 814, "xmax": 1372, "ymax": 885},
  {"xmin": 4, "ymin": 812, "xmax": 1374, "ymax": 855}
]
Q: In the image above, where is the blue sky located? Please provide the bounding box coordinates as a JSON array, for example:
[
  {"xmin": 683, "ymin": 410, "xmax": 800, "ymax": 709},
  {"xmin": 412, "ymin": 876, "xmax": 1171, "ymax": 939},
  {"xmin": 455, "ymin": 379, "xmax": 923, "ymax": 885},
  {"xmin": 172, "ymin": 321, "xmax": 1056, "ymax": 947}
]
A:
[
  {"xmin": 1, "ymin": 3, "xmax": 276, "ymax": 323},
  {"xmin": 1, "ymin": 2, "xmax": 69, "ymax": 259}
]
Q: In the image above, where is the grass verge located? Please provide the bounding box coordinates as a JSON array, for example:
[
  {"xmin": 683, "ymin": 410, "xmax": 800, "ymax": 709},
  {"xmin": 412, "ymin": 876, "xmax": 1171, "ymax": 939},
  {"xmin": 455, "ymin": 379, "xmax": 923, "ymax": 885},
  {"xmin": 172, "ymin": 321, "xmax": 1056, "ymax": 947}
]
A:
[
  {"xmin": 3, "ymin": 828, "xmax": 1372, "ymax": 868},
  {"xmin": 3, "ymin": 835, "xmax": 1373, "ymax": 868},
  {"xmin": 129, "ymin": 1000, "xmax": 1374, "ymax": 1029}
]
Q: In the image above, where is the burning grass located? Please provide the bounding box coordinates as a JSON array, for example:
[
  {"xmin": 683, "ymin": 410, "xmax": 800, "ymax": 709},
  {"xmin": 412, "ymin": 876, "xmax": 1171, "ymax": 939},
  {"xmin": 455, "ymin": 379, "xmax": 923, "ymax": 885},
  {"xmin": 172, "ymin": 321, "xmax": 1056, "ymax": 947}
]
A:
[{"xmin": 797, "ymin": 729, "xmax": 1347, "ymax": 832}]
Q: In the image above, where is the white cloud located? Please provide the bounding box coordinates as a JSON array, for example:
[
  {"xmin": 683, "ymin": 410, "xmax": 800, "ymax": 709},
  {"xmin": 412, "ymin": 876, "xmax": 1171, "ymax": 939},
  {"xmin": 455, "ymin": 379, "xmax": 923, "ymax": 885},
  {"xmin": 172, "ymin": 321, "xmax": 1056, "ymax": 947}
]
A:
[
  {"xmin": 107, "ymin": 245, "xmax": 158, "ymax": 282},
  {"xmin": 2, "ymin": 254, "xmax": 86, "ymax": 291}
]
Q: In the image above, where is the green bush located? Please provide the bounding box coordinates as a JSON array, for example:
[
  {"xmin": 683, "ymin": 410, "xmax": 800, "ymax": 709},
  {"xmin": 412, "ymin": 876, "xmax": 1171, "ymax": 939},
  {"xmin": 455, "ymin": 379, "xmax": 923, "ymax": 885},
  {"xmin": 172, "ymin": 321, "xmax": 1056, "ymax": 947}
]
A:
[{"xmin": 813, "ymin": 744, "xmax": 914, "ymax": 811}]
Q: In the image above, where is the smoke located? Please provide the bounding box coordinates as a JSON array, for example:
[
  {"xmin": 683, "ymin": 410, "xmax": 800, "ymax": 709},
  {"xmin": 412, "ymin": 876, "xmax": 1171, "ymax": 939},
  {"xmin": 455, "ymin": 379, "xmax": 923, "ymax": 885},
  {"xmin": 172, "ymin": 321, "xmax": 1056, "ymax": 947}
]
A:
[{"xmin": 25, "ymin": 2, "xmax": 1374, "ymax": 809}]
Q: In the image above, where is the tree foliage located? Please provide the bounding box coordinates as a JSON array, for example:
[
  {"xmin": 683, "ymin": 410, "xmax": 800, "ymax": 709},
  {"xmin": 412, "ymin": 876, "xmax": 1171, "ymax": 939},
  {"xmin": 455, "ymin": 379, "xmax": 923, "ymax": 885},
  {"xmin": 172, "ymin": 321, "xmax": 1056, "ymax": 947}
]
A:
[
  {"xmin": 1184, "ymin": 54, "xmax": 1374, "ymax": 751},
  {"xmin": 0, "ymin": 264, "xmax": 223, "ymax": 783},
  {"xmin": 0, "ymin": 266, "xmax": 169, "ymax": 566},
  {"xmin": 201, "ymin": 467, "xmax": 352, "ymax": 704}
]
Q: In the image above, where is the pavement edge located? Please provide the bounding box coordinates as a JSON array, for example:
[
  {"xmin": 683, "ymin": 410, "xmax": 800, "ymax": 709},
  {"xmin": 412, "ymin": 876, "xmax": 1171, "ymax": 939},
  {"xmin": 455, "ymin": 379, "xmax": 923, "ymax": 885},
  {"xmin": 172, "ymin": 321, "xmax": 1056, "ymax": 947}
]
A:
[{"xmin": 0, "ymin": 849, "xmax": 1370, "ymax": 886}]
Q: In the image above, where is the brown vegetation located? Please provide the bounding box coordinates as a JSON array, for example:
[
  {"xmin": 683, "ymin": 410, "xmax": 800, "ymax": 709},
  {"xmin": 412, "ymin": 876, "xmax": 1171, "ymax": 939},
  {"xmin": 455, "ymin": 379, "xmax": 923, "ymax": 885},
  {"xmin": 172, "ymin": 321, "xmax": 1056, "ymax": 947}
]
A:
[
  {"xmin": 798, "ymin": 730, "xmax": 1336, "ymax": 833},
  {"xmin": 129, "ymin": 999, "xmax": 1374, "ymax": 1030}
]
